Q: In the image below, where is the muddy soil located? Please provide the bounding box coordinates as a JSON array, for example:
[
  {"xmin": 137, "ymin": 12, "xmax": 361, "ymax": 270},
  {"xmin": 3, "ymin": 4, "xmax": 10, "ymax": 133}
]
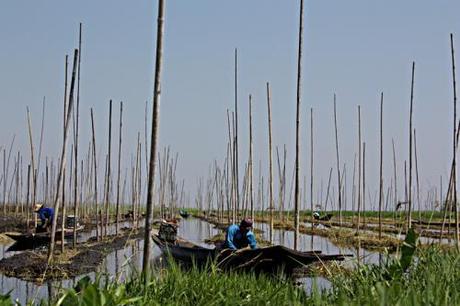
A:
[
  {"xmin": 0, "ymin": 229, "xmax": 144, "ymax": 283},
  {"xmin": 0, "ymin": 216, "xmax": 29, "ymax": 233}
]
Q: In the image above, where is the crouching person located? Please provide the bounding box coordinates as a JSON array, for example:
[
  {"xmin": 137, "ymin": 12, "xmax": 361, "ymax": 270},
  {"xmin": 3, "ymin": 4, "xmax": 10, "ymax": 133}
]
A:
[
  {"xmin": 34, "ymin": 203, "xmax": 54, "ymax": 233},
  {"xmin": 224, "ymin": 218, "xmax": 257, "ymax": 250}
]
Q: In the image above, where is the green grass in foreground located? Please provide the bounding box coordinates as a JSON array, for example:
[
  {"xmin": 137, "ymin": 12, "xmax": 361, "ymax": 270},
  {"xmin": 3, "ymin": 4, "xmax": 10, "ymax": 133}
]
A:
[{"xmin": 3, "ymin": 230, "xmax": 460, "ymax": 306}]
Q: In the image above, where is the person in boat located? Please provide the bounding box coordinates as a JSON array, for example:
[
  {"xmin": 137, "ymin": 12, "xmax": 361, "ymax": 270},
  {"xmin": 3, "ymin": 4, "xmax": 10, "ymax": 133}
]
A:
[
  {"xmin": 224, "ymin": 218, "xmax": 257, "ymax": 250},
  {"xmin": 313, "ymin": 210, "xmax": 321, "ymax": 220},
  {"xmin": 34, "ymin": 203, "xmax": 54, "ymax": 232}
]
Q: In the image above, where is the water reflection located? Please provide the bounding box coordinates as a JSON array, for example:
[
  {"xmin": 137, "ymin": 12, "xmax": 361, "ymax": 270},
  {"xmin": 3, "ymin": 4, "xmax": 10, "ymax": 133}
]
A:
[{"xmin": 0, "ymin": 218, "xmax": 220, "ymax": 304}]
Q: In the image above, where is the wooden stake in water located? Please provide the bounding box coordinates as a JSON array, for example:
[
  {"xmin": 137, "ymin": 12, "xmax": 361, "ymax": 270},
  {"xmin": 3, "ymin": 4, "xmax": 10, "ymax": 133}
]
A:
[
  {"xmin": 392, "ymin": 139, "xmax": 398, "ymax": 222},
  {"xmin": 450, "ymin": 33, "xmax": 459, "ymax": 250},
  {"xmin": 408, "ymin": 62, "xmax": 415, "ymax": 230},
  {"xmin": 234, "ymin": 49, "xmax": 240, "ymax": 216},
  {"xmin": 310, "ymin": 108, "xmax": 314, "ymax": 232},
  {"xmin": 333, "ymin": 95, "xmax": 342, "ymax": 226},
  {"xmin": 73, "ymin": 23, "xmax": 82, "ymax": 248},
  {"xmin": 48, "ymin": 49, "xmax": 78, "ymax": 263},
  {"xmin": 248, "ymin": 95, "xmax": 254, "ymax": 221},
  {"xmin": 90, "ymin": 109, "xmax": 99, "ymax": 241},
  {"xmin": 294, "ymin": 0, "xmax": 304, "ymax": 250},
  {"xmin": 356, "ymin": 105, "xmax": 362, "ymax": 234},
  {"xmin": 378, "ymin": 93, "xmax": 384, "ymax": 239},
  {"xmin": 116, "ymin": 102, "xmax": 123, "ymax": 235},
  {"xmin": 143, "ymin": 0, "xmax": 165, "ymax": 278},
  {"xmin": 266, "ymin": 82, "xmax": 274, "ymax": 244}
]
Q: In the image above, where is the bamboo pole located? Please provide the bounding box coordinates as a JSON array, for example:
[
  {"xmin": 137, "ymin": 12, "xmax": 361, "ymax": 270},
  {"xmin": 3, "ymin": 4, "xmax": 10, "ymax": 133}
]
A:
[
  {"xmin": 293, "ymin": 0, "xmax": 304, "ymax": 251},
  {"xmin": 414, "ymin": 129, "xmax": 421, "ymax": 221},
  {"xmin": 356, "ymin": 105, "xmax": 362, "ymax": 234},
  {"xmin": 226, "ymin": 110, "xmax": 235, "ymax": 223},
  {"xmin": 248, "ymin": 95, "xmax": 254, "ymax": 220},
  {"xmin": 333, "ymin": 95, "xmax": 342, "ymax": 226},
  {"xmin": 105, "ymin": 100, "xmax": 113, "ymax": 237},
  {"xmin": 116, "ymin": 102, "xmax": 123, "ymax": 235},
  {"xmin": 61, "ymin": 158, "xmax": 69, "ymax": 253},
  {"xmin": 26, "ymin": 165, "xmax": 30, "ymax": 224},
  {"xmin": 310, "ymin": 108, "xmax": 314, "ymax": 232},
  {"xmin": 73, "ymin": 23, "xmax": 82, "ymax": 248},
  {"xmin": 143, "ymin": 0, "xmax": 165, "ymax": 278},
  {"xmin": 378, "ymin": 93, "xmax": 384, "ymax": 239},
  {"xmin": 408, "ymin": 62, "xmax": 415, "ymax": 230},
  {"xmin": 234, "ymin": 48, "xmax": 240, "ymax": 217},
  {"xmin": 392, "ymin": 139, "xmax": 398, "ymax": 221},
  {"xmin": 266, "ymin": 82, "xmax": 274, "ymax": 244},
  {"xmin": 26, "ymin": 110, "xmax": 36, "ymax": 226},
  {"xmin": 362, "ymin": 142, "xmax": 366, "ymax": 229},
  {"xmin": 48, "ymin": 49, "xmax": 78, "ymax": 263},
  {"xmin": 324, "ymin": 167, "xmax": 333, "ymax": 212},
  {"xmin": 90, "ymin": 109, "xmax": 99, "ymax": 241},
  {"xmin": 451, "ymin": 33, "xmax": 459, "ymax": 250}
]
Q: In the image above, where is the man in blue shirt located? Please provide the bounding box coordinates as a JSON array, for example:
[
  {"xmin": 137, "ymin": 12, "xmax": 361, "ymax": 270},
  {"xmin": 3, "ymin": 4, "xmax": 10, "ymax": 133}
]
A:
[
  {"xmin": 34, "ymin": 203, "xmax": 54, "ymax": 232},
  {"xmin": 225, "ymin": 218, "xmax": 257, "ymax": 250}
]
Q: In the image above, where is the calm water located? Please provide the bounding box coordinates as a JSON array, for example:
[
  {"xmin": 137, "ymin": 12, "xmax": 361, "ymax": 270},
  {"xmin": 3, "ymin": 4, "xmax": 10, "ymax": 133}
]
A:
[
  {"xmin": 0, "ymin": 218, "xmax": 221, "ymax": 304},
  {"xmin": 0, "ymin": 217, "xmax": 381, "ymax": 304}
]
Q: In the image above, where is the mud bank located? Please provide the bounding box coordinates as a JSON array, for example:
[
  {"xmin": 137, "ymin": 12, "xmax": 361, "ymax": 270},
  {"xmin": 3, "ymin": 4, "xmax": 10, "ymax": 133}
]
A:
[{"xmin": 0, "ymin": 229, "xmax": 144, "ymax": 283}]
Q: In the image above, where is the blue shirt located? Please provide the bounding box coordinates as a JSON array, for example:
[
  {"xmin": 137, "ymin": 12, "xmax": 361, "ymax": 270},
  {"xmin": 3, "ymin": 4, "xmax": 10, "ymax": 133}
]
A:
[
  {"xmin": 37, "ymin": 207, "xmax": 54, "ymax": 224},
  {"xmin": 225, "ymin": 224, "xmax": 257, "ymax": 250}
]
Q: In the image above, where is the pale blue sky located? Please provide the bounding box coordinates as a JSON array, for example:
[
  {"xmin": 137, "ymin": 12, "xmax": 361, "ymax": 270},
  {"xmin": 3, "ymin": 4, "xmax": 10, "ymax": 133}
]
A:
[{"xmin": 1, "ymin": 1, "xmax": 459, "ymax": 209}]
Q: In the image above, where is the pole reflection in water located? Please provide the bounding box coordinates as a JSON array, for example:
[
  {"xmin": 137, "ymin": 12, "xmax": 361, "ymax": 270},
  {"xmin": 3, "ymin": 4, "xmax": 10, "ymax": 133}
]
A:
[{"xmin": 0, "ymin": 218, "xmax": 228, "ymax": 304}]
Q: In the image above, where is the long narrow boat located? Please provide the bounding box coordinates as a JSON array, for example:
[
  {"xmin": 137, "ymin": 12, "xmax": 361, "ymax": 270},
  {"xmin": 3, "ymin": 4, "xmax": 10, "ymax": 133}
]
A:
[
  {"xmin": 152, "ymin": 234, "xmax": 349, "ymax": 275},
  {"xmin": 179, "ymin": 209, "xmax": 190, "ymax": 219},
  {"xmin": 5, "ymin": 226, "xmax": 85, "ymax": 251}
]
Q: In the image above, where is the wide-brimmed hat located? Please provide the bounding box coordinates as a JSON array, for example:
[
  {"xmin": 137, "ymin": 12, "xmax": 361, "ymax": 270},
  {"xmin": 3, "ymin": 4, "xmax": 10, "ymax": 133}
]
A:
[{"xmin": 34, "ymin": 203, "xmax": 44, "ymax": 212}]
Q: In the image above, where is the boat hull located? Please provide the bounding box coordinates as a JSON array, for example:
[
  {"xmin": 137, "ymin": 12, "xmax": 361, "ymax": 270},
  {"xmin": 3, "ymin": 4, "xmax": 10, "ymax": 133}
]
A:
[{"xmin": 152, "ymin": 234, "xmax": 348, "ymax": 275}]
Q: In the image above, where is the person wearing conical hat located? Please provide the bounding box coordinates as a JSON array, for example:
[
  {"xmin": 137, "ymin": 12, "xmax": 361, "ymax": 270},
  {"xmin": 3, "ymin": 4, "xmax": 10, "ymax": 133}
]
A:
[
  {"xmin": 224, "ymin": 218, "xmax": 257, "ymax": 250},
  {"xmin": 34, "ymin": 203, "xmax": 54, "ymax": 232}
]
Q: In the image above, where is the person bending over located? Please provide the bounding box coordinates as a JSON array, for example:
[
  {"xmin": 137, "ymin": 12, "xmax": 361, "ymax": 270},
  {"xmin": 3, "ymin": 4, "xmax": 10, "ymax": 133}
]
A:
[
  {"xmin": 225, "ymin": 218, "xmax": 257, "ymax": 250},
  {"xmin": 34, "ymin": 203, "xmax": 54, "ymax": 233}
]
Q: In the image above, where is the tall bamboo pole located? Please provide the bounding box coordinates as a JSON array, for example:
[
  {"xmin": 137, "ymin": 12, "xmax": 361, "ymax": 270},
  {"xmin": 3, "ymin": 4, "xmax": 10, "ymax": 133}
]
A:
[
  {"xmin": 234, "ymin": 49, "xmax": 240, "ymax": 216},
  {"xmin": 333, "ymin": 94, "xmax": 342, "ymax": 226},
  {"xmin": 116, "ymin": 102, "xmax": 123, "ymax": 235},
  {"xmin": 26, "ymin": 165, "xmax": 30, "ymax": 224},
  {"xmin": 310, "ymin": 108, "xmax": 314, "ymax": 232},
  {"xmin": 48, "ymin": 49, "xmax": 78, "ymax": 263},
  {"xmin": 378, "ymin": 93, "xmax": 384, "ymax": 239},
  {"xmin": 414, "ymin": 129, "xmax": 421, "ymax": 220},
  {"xmin": 293, "ymin": 0, "xmax": 304, "ymax": 250},
  {"xmin": 248, "ymin": 95, "xmax": 254, "ymax": 221},
  {"xmin": 450, "ymin": 34, "xmax": 459, "ymax": 250},
  {"xmin": 266, "ymin": 82, "xmax": 274, "ymax": 243},
  {"xmin": 226, "ymin": 110, "xmax": 235, "ymax": 222},
  {"xmin": 392, "ymin": 139, "xmax": 398, "ymax": 217},
  {"xmin": 356, "ymin": 105, "xmax": 362, "ymax": 234},
  {"xmin": 73, "ymin": 23, "xmax": 82, "ymax": 248},
  {"xmin": 62, "ymin": 153, "xmax": 70, "ymax": 253},
  {"xmin": 26, "ymin": 109, "xmax": 36, "ymax": 227},
  {"xmin": 105, "ymin": 100, "xmax": 113, "ymax": 237},
  {"xmin": 408, "ymin": 62, "xmax": 415, "ymax": 230},
  {"xmin": 90, "ymin": 109, "xmax": 99, "ymax": 241},
  {"xmin": 143, "ymin": 0, "xmax": 165, "ymax": 277}
]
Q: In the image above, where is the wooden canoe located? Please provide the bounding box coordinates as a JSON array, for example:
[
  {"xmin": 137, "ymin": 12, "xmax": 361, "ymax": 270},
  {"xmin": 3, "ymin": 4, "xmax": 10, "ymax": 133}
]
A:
[
  {"xmin": 179, "ymin": 210, "xmax": 190, "ymax": 219},
  {"xmin": 314, "ymin": 213, "xmax": 334, "ymax": 222},
  {"xmin": 6, "ymin": 226, "xmax": 85, "ymax": 251},
  {"xmin": 152, "ymin": 234, "xmax": 349, "ymax": 275}
]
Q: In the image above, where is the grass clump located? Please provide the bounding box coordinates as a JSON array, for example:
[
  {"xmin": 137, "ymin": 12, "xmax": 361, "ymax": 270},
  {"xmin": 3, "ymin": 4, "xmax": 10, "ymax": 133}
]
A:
[{"xmin": 57, "ymin": 263, "xmax": 308, "ymax": 306}]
